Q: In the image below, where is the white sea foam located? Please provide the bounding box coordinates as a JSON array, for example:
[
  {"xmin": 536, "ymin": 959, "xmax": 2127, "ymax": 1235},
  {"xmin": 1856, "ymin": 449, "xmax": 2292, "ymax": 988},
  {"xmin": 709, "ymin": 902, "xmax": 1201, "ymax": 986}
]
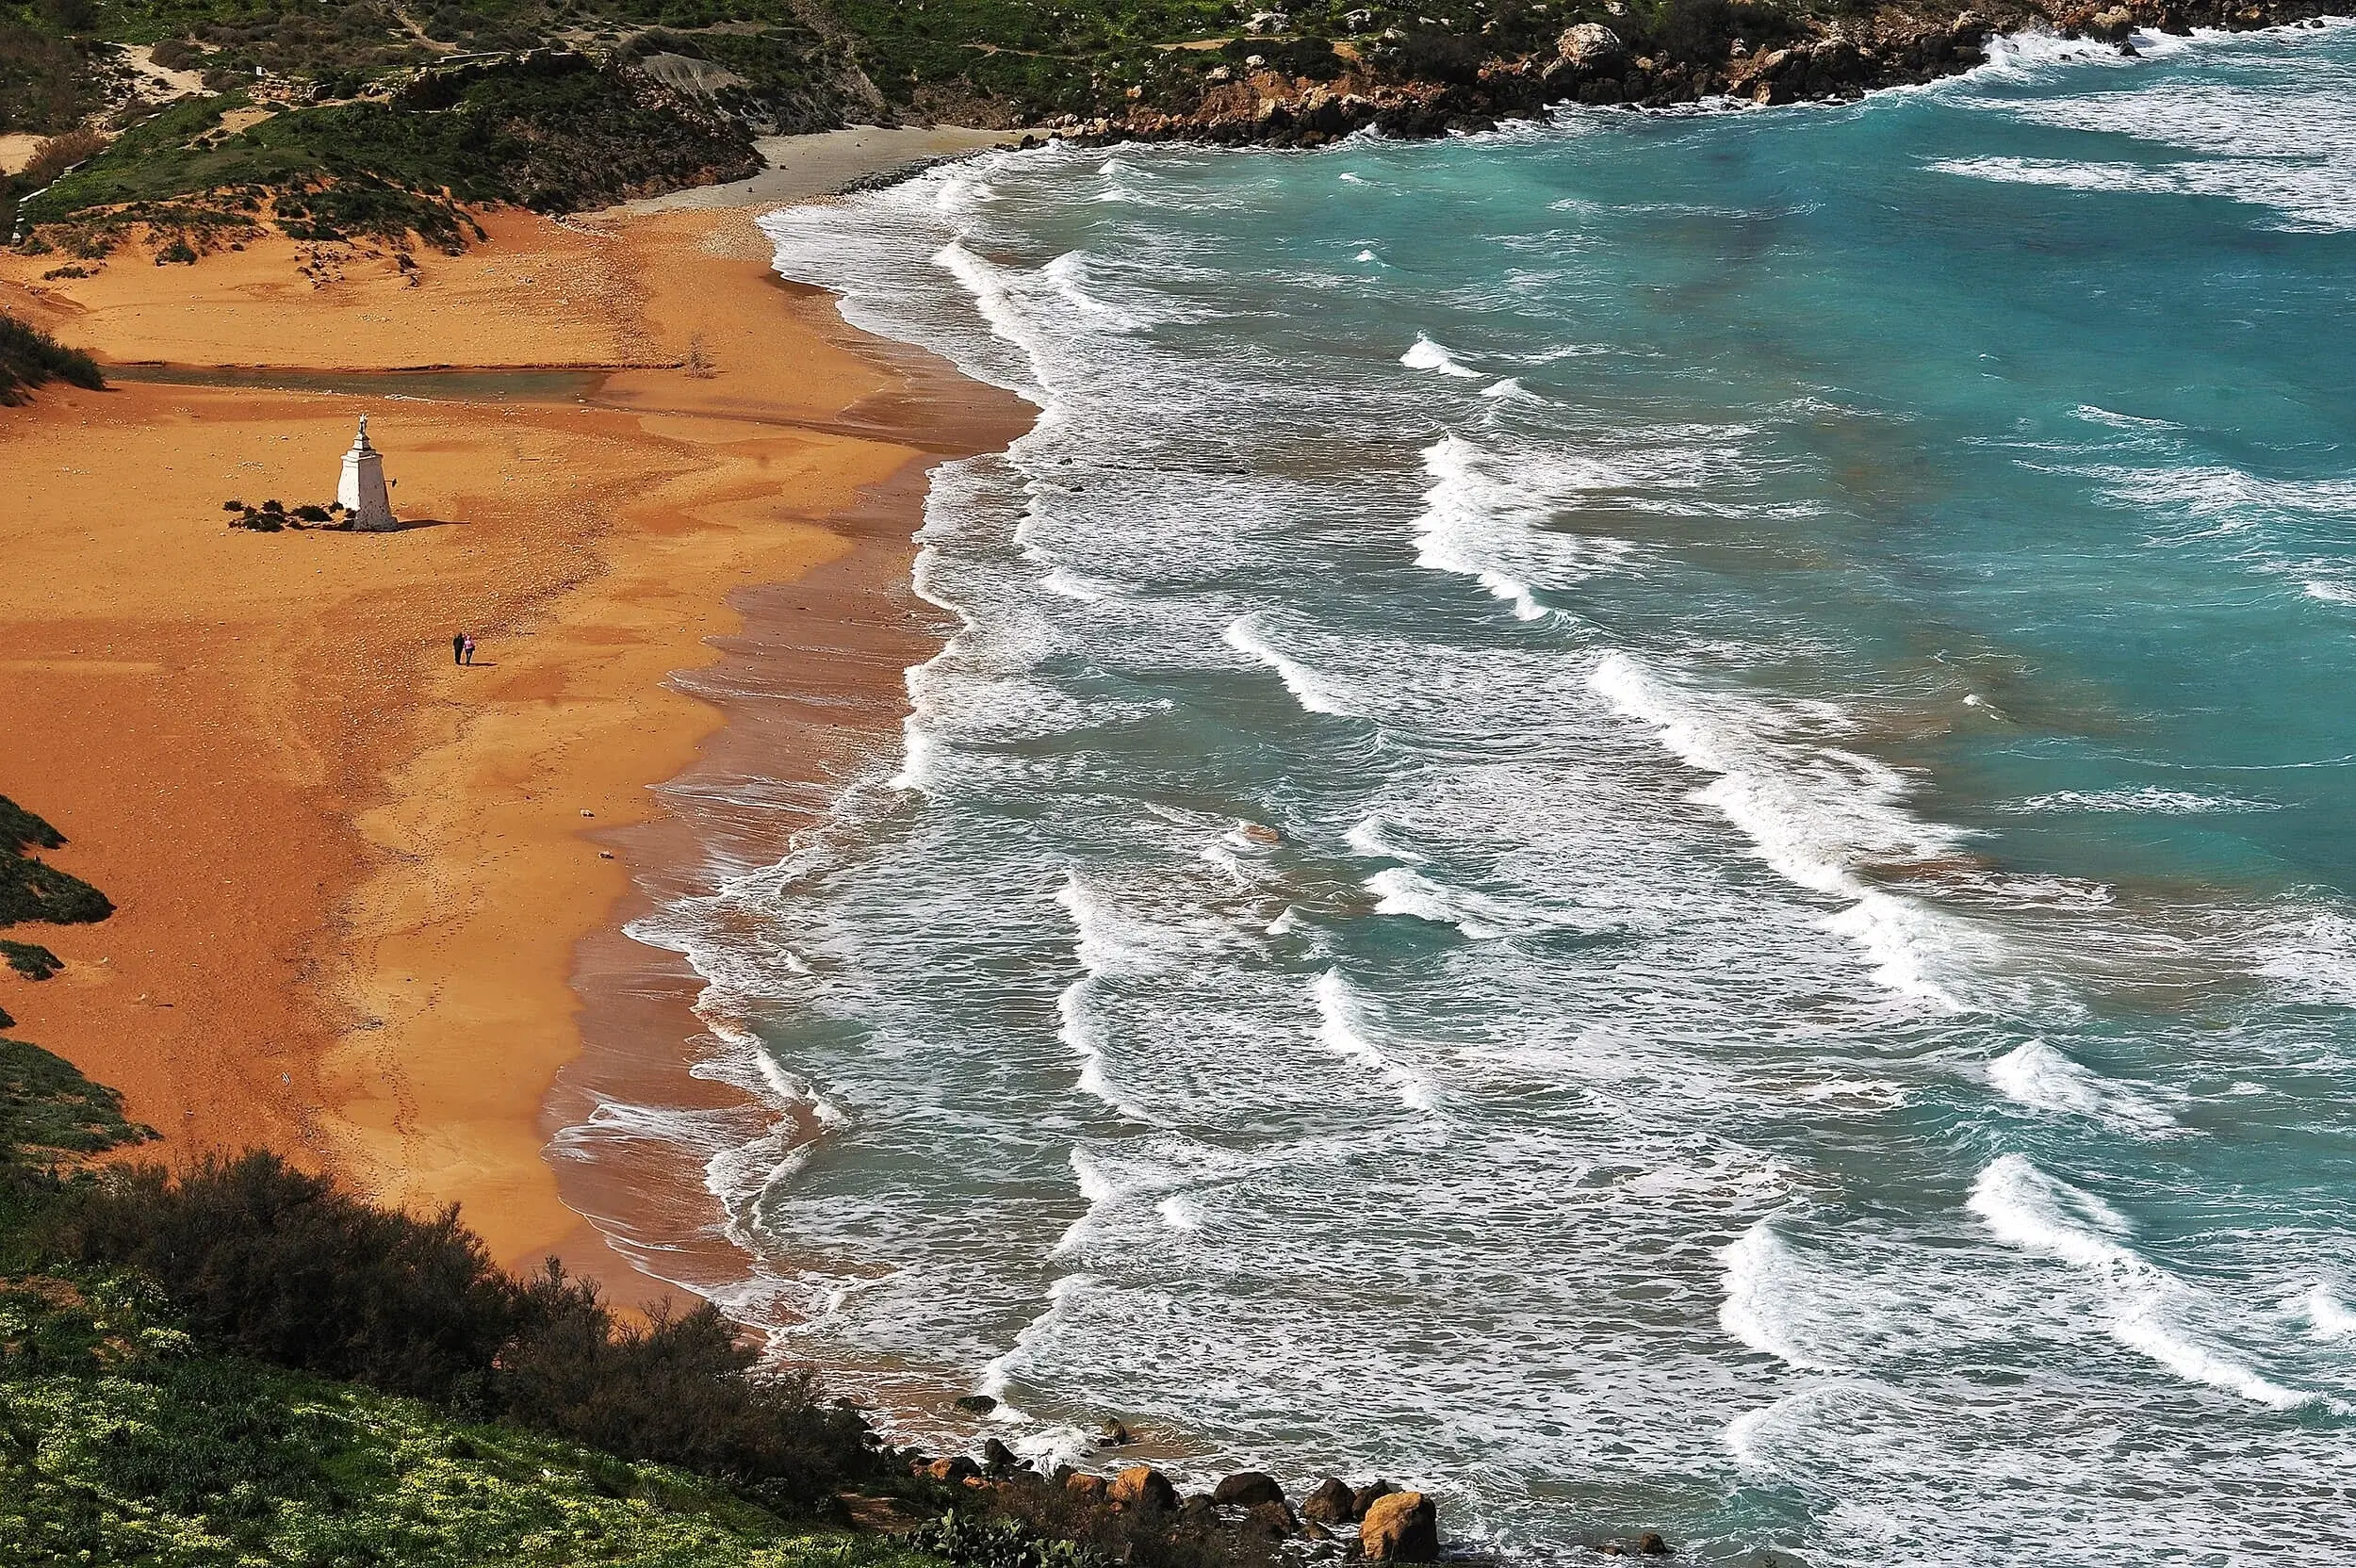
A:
[
  {"xmin": 1401, "ymin": 334, "xmax": 1482, "ymax": 378},
  {"xmin": 2299, "ymin": 1282, "xmax": 2356, "ymax": 1340},
  {"xmin": 1365, "ymin": 865, "xmax": 1565, "ymax": 942},
  {"xmin": 2005, "ymin": 787, "xmax": 2277, "ymax": 814},
  {"xmin": 1156, "ymin": 1193, "xmax": 1208, "ymax": 1232},
  {"xmin": 1955, "ymin": 47, "xmax": 2356, "ymax": 231},
  {"xmin": 1988, "ymin": 1039, "xmax": 2175, "ymax": 1133},
  {"xmin": 1720, "ymin": 1220, "xmax": 1843, "ymax": 1371},
  {"xmin": 1223, "ymin": 613, "xmax": 1356, "ymax": 716},
  {"xmin": 1413, "ymin": 433, "xmax": 1636, "ymax": 619},
  {"xmin": 1481, "ymin": 376, "xmax": 1540, "ymax": 401},
  {"xmin": 1345, "ymin": 814, "xmax": 1429, "ymax": 863},
  {"xmin": 1043, "ymin": 251, "xmax": 1153, "ymax": 333},
  {"xmin": 1056, "ymin": 979, "xmax": 1154, "ymax": 1123},
  {"xmin": 1315, "ymin": 968, "xmax": 1440, "ymax": 1115},
  {"xmin": 1589, "ymin": 649, "xmax": 1984, "ymax": 1010},
  {"xmin": 1039, "ymin": 566, "xmax": 1116, "ymax": 601},
  {"xmin": 1971, "ymin": 1154, "xmax": 2319, "ymax": 1410},
  {"xmin": 2304, "ymin": 579, "xmax": 2356, "ymax": 605},
  {"xmin": 2250, "ymin": 906, "xmax": 2356, "ymax": 1007}
]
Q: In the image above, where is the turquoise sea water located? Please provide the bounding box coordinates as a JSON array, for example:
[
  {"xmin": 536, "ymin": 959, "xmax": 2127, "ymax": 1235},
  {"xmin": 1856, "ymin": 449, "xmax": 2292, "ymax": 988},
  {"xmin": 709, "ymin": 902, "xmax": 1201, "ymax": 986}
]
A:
[{"xmin": 656, "ymin": 25, "xmax": 2355, "ymax": 1562}]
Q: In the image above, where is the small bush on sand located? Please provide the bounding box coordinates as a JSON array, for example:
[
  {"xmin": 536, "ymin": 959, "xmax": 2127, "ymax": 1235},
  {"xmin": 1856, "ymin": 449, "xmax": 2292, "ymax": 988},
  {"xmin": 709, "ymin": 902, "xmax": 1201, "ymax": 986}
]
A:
[
  {"xmin": 0, "ymin": 313, "xmax": 104, "ymax": 406},
  {"xmin": 1, "ymin": 941, "xmax": 62, "ymax": 981}
]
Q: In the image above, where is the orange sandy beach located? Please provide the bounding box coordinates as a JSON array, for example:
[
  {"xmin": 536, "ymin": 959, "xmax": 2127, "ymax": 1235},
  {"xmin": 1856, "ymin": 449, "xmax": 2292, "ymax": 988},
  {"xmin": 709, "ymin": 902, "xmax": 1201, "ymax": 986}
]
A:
[{"xmin": 0, "ymin": 131, "xmax": 1029, "ymax": 1296}]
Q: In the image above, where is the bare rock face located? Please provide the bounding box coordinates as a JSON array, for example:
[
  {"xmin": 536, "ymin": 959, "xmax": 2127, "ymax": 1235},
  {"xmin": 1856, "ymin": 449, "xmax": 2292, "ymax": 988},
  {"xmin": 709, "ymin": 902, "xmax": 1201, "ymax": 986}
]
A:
[
  {"xmin": 1351, "ymin": 1479, "xmax": 1399, "ymax": 1521},
  {"xmin": 1638, "ymin": 1533, "xmax": 1675, "ymax": 1556},
  {"xmin": 1108, "ymin": 1464, "xmax": 1180, "ymax": 1512},
  {"xmin": 1360, "ymin": 1492, "xmax": 1440, "ymax": 1563},
  {"xmin": 1302, "ymin": 1477, "xmax": 1357, "ymax": 1524},
  {"xmin": 2087, "ymin": 4, "xmax": 2137, "ymax": 38},
  {"xmin": 1066, "ymin": 1473, "xmax": 1108, "ymax": 1501},
  {"xmin": 1213, "ymin": 1472, "xmax": 1286, "ymax": 1510},
  {"xmin": 922, "ymin": 1455, "xmax": 980, "ymax": 1484},
  {"xmin": 1243, "ymin": 1500, "xmax": 1302, "ymax": 1538},
  {"xmin": 1557, "ymin": 22, "xmax": 1630, "ymax": 70},
  {"xmin": 980, "ymin": 1437, "xmax": 1018, "ymax": 1476}
]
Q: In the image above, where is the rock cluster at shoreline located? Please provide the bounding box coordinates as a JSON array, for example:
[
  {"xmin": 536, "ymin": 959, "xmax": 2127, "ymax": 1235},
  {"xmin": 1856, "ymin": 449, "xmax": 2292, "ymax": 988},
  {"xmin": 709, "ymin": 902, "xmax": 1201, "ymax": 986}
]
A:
[
  {"xmin": 901, "ymin": 1418, "xmax": 1684, "ymax": 1563},
  {"xmin": 1054, "ymin": 0, "xmax": 2341, "ymax": 147},
  {"xmin": 916, "ymin": 1448, "xmax": 1455, "ymax": 1562}
]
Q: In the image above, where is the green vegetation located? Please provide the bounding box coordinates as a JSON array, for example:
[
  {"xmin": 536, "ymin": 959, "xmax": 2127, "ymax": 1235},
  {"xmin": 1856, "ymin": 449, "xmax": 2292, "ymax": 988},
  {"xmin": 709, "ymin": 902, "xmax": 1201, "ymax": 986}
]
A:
[
  {"xmin": 2, "ymin": 942, "xmax": 64, "ymax": 981},
  {"xmin": 0, "ymin": 795, "xmax": 112, "ymax": 927},
  {"xmin": 0, "ymin": 313, "xmax": 105, "ymax": 405},
  {"xmin": 0, "ymin": 1282, "xmax": 951, "ymax": 1567},
  {"xmin": 0, "ymin": 1037, "xmax": 151, "ymax": 1161},
  {"xmin": 24, "ymin": 55, "xmax": 758, "ymax": 251}
]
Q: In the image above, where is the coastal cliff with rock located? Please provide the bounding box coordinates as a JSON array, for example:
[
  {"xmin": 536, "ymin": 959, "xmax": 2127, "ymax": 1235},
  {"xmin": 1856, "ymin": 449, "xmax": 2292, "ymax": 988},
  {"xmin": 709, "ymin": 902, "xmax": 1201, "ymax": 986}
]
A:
[
  {"xmin": 1080, "ymin": 0, "xmax": 2346, "ymax": 146},
  {"xmin": 4, "ymin": 0, "xmax": 2345, "ymax": 260}
]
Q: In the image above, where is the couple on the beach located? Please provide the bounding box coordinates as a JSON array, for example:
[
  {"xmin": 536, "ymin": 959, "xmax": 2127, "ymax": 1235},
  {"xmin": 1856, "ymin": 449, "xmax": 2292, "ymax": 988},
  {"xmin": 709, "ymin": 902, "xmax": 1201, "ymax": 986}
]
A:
[{"xmin": 450, "ymin": 632, "xmax": 476, "ymax": 666}]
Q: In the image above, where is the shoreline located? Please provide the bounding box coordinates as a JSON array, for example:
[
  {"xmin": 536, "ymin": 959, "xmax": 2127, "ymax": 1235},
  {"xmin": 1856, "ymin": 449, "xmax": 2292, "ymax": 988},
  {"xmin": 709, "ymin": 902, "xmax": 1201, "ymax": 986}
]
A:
[{"xmin": 0, "ymin": 133, "xmax": 1029, "ymax": 1301}]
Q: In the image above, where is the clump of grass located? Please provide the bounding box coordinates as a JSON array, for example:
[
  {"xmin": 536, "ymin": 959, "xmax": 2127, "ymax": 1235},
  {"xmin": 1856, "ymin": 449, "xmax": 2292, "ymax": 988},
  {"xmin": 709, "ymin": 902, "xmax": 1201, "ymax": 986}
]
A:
[{"xmin": 0, "ymin": 313, "xmax": 105, "ymax": 407}]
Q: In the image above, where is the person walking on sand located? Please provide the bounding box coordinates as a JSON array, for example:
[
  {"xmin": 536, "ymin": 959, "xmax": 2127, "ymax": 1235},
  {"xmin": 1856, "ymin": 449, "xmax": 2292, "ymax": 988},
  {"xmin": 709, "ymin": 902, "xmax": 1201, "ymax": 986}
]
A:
[
  {"xmin": 452, "ymin": 631, "xmax": 466, "ymax": 665},
  {"xmin": 462, "ymin": 634, "xmax": 476, "ymax": 666}
]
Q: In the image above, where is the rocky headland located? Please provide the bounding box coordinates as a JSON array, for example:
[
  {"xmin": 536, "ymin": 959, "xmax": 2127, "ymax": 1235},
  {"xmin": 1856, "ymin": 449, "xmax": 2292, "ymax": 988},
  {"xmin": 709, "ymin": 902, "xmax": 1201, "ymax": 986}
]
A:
[{"xmin": 1074, "ymin": 0, "xmax": 2346, "ymax": 147}]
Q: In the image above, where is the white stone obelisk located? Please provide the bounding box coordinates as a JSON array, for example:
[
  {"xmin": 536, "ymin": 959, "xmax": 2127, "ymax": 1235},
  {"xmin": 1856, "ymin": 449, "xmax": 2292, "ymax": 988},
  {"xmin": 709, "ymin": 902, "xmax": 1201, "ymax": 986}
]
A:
[{"xmin": 338, "ymin": 415, "xmax": 394, "ymax": 531}]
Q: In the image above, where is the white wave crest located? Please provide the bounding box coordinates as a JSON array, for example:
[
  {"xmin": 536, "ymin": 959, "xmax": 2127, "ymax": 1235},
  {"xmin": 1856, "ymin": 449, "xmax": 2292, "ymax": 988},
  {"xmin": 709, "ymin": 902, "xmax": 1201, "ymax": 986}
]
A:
[
  {"xmin": 1970, "ymin": 1154, "xmax": 2321, "ymax": 1411},
  {"xmin": 1315, "ymin": 968, "xmax": 1439, "ymax": 1115},
  {"xmin": 1366, "ymin": 864, "xmax": 1566, "ymax": 942},
  {"xmin": 1988, "ymin": 1039, "xmax": 2176, "ymax": 1132},
  {"xmin": 2299, "ymin": 1282, "xmax": 2356, "ymax": 1340},
  {"xmin": 1589, "ymin": 649, "xmax": 1984, "ymax": 1010},
  {"xmin": 1413, "ymin": 433, "xmax": 1635, "ymax": 620},
  {"xmin": 1401, "ymin": 334, "xmax": 1481, "ymax": 378},
  {"xmin": 2005, "ymin": 787, "xmax": 2277, "ymax": 814},
  {"xmin": 1223, "ymin": 613, "xmax": 1356, "ymax": 717},
  {"xmin": 1720, "ymin": 1219, "xmax": 1843, "ymax": 1371}
]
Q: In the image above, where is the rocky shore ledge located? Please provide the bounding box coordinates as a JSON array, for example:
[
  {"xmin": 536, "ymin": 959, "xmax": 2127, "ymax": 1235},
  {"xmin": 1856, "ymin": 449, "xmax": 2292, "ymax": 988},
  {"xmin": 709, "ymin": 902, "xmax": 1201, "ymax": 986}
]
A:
[
  {"xmin": 1049, "ymin": 0, "xmax": 2343, "ymax": 147},
  {"xmin": 896, "ymin": 1418, "xmax": 1677, "ymax": 1563}
]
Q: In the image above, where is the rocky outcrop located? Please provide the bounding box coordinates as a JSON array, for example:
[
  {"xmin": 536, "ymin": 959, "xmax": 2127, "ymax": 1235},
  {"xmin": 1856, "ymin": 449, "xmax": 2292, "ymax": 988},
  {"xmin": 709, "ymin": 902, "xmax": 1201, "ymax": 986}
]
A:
[
  {"xmin": 1360, "ymin": 1492, "xmax": 1440, "ymax": 1563},
  {"xmin": 1057, "ymin": 0, "xmax": 2340, "ymax": 147}
]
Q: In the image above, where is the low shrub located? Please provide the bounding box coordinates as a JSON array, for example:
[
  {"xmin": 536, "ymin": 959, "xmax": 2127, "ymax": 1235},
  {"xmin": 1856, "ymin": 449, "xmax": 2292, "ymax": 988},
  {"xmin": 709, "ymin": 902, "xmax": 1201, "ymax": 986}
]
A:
[
  {"xmin": 0, "ymin": 1037, "xmax": 153, "ymax": 1163},
  {"xmin": 0, "ymin": 793, "xmax": 112, "ymax": 927},
  {"xmin": 1, "ymin": 940, "xmax": 62, "ymax": 981},
  {"xmin": 46, "ymin": 1151, "xmax": 883, "ymax": 1507}
]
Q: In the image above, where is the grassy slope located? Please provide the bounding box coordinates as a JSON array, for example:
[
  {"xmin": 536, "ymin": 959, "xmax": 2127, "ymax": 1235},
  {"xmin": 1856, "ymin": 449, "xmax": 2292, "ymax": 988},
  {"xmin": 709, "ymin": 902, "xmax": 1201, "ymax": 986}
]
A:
[{"xmin": 1, "ymin": 1328, "xmax": 928, "ymax": 1568}]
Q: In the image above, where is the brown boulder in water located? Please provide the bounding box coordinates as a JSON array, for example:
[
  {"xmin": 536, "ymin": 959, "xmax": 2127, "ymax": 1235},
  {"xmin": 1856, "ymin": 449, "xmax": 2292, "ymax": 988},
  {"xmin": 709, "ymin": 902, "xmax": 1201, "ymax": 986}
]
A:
[
  {"xmin": 1360, "ymin": 1492, "xmax": 1439, "ymax": 1562},
  {"xmin": 1638, "ymin": 1533, "xmax": 1674, "ymax": 1556},
  {"xmin": 1351, "ymin": 1479, "xmax": 1399, "ymax": 1520},
  {"xmin": 1213, "ymin": 1471, "xmax": 1286, "ymax": 1509}
]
